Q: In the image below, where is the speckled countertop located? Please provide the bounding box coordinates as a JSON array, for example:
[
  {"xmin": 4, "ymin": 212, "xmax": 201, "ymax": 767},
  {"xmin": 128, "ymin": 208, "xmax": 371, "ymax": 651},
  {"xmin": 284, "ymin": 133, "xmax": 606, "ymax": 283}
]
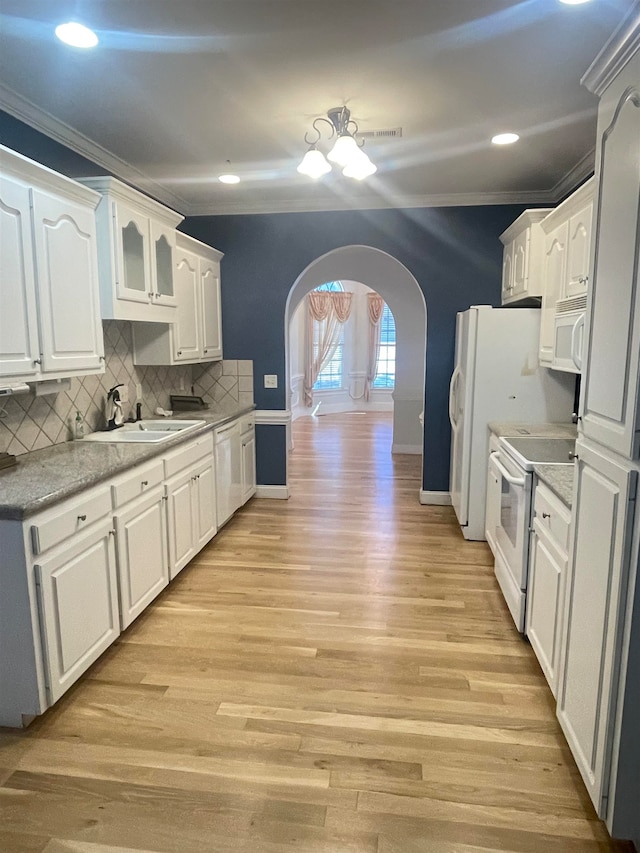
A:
[
  {"xmin": 534, "ymin": 464, "xmax": 575, "ymax": 508},
  {"xmin": 489, "ymin": 422, "xmax": 578, "ymax": 439},
  {"xmin": 0, "ymin": 404, "xmax": 254, "ymax": 521}
]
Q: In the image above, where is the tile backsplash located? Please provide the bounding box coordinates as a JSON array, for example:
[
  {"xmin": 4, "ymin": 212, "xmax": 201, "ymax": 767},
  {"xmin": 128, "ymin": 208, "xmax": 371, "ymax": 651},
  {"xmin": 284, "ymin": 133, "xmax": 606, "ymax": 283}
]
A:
[{"xmin": 0, "ymin": 321, "xmax": 253, "ymax": 456}]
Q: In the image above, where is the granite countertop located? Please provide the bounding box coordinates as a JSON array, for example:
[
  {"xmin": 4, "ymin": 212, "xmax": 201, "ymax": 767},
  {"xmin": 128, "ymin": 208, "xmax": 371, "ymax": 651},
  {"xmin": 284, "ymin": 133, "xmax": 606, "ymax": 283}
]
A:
[
  {"xmin": 534, "ymin": 463, "xmax": 575, "ymax": 508},
  {"xmin": 489, "ymin": 421, "xmax": 578, "ymax": 439},
  {"xmin": 0, "ymin": 403, "xmax": 254, "ymax": 521}
]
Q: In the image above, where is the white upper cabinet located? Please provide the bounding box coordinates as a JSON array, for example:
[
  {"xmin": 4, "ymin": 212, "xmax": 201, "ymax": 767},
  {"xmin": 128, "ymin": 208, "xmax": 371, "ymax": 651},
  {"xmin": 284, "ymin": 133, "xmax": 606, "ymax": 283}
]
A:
[
  {"xmin": 539, "ymin": 179, "xmax": 595, "ymax": 369},
  {"xmin": 132, "ymin": 232, "xmax": 223, "ymax": 366},
  {"xmin": 500, "ymin": 209, "xmax": 551, "ymax": 305},
  {"xmin": 0, "ymin": 146, "xmax": 104, "ymax": 384},
  {"xmin": 78, "ymin": 176, "xmax": 183, "ymax": 323},
  {"xmin": 579, "ymin": 51, "xmax": 640, "ymax": 459}
]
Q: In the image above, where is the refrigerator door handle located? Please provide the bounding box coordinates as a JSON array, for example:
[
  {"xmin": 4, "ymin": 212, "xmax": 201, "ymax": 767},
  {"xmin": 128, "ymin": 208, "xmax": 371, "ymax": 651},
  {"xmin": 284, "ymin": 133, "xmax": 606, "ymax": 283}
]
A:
[
  {"xmin": 448, "ymin": 367, "xmax": 460, "ymax": 428},
  {"xmin": 489, "ymin": 451, "xmax": 526, "ymax": 487}
]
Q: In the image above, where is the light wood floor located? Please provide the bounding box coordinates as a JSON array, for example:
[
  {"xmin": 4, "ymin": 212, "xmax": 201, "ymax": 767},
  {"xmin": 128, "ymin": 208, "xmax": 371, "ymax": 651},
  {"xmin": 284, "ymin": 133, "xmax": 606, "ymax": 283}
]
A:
[{"xmin": 0, "ymin": 412, "xmax": 633, "ymax": 853}]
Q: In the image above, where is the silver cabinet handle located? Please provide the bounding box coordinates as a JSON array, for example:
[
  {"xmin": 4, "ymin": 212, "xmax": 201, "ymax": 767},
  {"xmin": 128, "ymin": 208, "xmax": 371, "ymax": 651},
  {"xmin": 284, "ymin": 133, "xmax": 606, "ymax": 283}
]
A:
[
  {"xmin": 542, "ymin": 512, "xmax": 551, "ymax": 519},
  {"xmin": 569, "ymin": 451, "xmax": 579, "ymax": 461}
]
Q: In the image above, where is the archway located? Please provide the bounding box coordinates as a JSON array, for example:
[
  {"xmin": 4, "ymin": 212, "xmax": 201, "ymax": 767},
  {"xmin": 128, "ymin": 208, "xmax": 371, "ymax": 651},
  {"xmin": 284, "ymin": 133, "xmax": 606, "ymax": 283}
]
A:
[{"xmin": 284, "ymin": 245, "xmax": 427, "ymax": 479}]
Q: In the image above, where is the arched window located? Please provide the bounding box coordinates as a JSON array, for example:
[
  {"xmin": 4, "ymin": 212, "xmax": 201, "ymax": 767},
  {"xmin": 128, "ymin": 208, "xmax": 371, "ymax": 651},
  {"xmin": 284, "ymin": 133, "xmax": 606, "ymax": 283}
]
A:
[
  {"xmin": 313, "ymin": 282, "xmax": 344, "ymax": 390},
  {"xmin": 373, "ymin": 303, "xmax": 396, "ymax": 388}
]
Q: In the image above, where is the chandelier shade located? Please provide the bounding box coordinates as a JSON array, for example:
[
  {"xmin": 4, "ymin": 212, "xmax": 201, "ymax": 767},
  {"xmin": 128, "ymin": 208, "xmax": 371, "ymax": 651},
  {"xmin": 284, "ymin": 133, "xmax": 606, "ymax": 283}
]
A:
[{"xmin": 297, "ymin": 106, "xmax": 376, "ymax": 181}]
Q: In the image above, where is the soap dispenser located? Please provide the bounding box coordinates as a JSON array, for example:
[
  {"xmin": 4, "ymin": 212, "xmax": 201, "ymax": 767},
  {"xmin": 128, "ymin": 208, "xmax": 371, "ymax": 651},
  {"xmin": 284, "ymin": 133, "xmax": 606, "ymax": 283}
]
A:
[{"xmin": 106, "ymin": 384, "xmax": 125, "ymax": 430}]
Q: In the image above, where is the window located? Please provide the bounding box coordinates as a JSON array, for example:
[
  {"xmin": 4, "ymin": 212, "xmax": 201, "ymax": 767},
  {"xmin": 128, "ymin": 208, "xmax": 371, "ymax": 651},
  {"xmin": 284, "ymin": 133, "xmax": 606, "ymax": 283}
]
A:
[
  {"xmin": 313, "ymin": 282, "xmax": 344, "ymax": 391},
  {"xmin": 373, "ymin": 302, "xmax": 396, "ymax": 389}
]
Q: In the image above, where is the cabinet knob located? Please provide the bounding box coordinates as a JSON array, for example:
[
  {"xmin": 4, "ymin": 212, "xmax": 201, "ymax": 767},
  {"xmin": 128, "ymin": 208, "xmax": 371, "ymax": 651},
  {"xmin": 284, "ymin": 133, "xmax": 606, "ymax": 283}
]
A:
[
  {"xmin": 177, "ymin": 350, "xmax": 182, "ymax": 356},
  {"xmin": 33, "ymin": 358, "xmax": 42, "ymax": 366},
  {"xmin": 578, "ymin": 276, "xmax": 588, "ymax": 284},
  {"xmin": 141, "ymin": 480, "xmax": 149, "ymax": 487},
  {"xmin": 204, "ymin": 349, "xmax": 208, "ymax": 354},
  {"xmin": 542, "ymin": 512, "xmax": 551, "ymax": 519},
  {"xmin": 78, "ymin": 514, "xmax": 87, "ymax": 522},
  {"xmin": 569, "ymin": 452, "xmax": 579, "ymax": 461}
]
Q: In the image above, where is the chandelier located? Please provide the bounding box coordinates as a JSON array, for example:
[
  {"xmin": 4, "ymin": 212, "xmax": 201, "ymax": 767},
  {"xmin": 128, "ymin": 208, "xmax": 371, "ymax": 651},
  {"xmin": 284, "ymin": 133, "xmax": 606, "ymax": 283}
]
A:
[{"xmin": 297, "ymin": 106, "xmax": 377, "ymax": 181}]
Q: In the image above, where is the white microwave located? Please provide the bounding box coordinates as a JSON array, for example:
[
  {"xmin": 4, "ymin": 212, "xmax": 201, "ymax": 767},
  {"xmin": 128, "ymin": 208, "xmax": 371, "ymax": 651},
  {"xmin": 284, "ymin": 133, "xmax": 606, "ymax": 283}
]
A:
[{"xmin": 552, "ymin": 297, "xmax": 587, "ymax": 374}]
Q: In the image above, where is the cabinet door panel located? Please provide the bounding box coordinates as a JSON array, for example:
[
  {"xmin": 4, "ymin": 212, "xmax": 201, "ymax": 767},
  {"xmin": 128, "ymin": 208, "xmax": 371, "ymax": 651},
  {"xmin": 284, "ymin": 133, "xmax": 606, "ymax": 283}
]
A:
[
  {"xmin": 166, "ymin": 471, "xmax": 196, "ymax": 578},
  {"xmin": 31, "ymin": 190, "xmax": 104, "ymax": 374},
  {"xmin": 215, "ymin": 432, "xmax": 234, "ymax": 527},
  {"xmin": 557, "ymin": 442, "xmax": 637, "ymax": 814},
  {"xmin": 566, "ymin": 201, "xmax": 593, "ymax": 299},
  {"xmin": 526, "ymin": 525, "xmax": 565, "ymax": 696},
  {"xmin": 195, "ymin": 460, "xmax": 217, "ymax": 549},
  {"xmin": 35, "ymin": 519, "xmax": 119, "ymax": 703},
  {"xmin": 113, "ymin": 202, "xmax": 151, "ymax": 304},
  {"xmin": 511, "ymin": 229, "xmax": 529, "ymax": 296},
  {"xmin": 0, "ymin": 177, "xmax": 39, "ymax": 378},
  {"xmin": 115, "ymin": 488, "xmax": 168, "ymax": 628},
  {"xmin": 540, "ymin": 223, "xmax": 567, "ymax": 365},
  {"xmin": 581, "ymin": 87, "xmax": 640, "ymax": 458},
  {"xmin": 201, "ymin": 258, "xmax": 222, "ymax": 359},
  {"xmin": 173, "ymin": 248, "xmax": 201, "ymax": 362},
  {"xmin": 150, "ymin": 220, "xmax": 176, "ymax": 306},
  {"xmin": 241, "ymin": 432, "xmax": 256, "ymax": 505}
]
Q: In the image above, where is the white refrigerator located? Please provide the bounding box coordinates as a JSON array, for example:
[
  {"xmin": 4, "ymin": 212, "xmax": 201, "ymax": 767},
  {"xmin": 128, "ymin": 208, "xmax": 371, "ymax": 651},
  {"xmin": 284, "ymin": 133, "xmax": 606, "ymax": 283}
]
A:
[{"xmin": 448, "ymin": 305, "xmax": 574, "ymax": 540}]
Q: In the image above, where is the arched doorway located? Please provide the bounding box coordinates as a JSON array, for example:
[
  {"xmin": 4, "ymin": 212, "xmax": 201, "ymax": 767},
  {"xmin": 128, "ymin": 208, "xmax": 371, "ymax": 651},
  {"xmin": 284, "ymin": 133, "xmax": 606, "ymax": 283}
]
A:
[{"xmin": 285, "ymin": 245, "xmax": 427, "ymax": 479}]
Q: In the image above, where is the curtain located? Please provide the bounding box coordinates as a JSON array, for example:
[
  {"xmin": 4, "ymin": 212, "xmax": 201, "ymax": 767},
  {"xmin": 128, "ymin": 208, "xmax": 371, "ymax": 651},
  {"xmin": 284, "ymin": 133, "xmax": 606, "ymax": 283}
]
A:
[
  {"xmin": 303, "ymin": 291, "xmax": 353, "ymax": 406},
  {"xmin": 364, "ymin": 293, "xmax": 385, "ymax": 401}
]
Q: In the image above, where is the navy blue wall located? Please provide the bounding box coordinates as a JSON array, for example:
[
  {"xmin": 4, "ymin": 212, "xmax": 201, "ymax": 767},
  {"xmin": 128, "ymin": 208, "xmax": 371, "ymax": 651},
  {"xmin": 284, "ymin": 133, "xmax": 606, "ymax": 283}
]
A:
[
  {"xmin": 181, "ymin": 205, "xmax": 525, "ymax": 491},
  {"xmin": 1, "ymin": 109, "xmax": 527, "ymax": 492}
]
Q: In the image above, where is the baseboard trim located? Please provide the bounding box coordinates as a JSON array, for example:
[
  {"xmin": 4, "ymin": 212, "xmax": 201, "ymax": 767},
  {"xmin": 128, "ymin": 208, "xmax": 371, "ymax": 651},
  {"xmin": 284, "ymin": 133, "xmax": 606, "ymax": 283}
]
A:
[
  {"xmin": 419, "ymin": 490, "xmax": 452, "ymax": 505},
  {"xmin": 255, "ymin": 485, "xmax": 290, "ymax": 500},
  {"xmin": 392, "ymin": 444, "xmax": 422, "ymax": 455}
]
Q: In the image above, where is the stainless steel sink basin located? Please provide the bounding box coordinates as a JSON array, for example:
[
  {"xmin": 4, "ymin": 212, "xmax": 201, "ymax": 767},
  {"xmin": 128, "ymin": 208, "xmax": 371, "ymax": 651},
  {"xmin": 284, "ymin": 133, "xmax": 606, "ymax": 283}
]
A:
[
  {"xmin": 84, "ymin": 419, "xmax": 205, "ymax": 443},
  {"xmin": 500, "ymin": 436, "xmax": 576, "ymax": 469}
]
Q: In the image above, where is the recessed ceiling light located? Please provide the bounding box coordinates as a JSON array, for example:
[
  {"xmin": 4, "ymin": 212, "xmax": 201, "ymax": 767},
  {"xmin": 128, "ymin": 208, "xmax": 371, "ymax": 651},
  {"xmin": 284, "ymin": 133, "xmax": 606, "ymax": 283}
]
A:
[
  {"xmin": 218, "ymin": 174, "xmax": 240, "ymax": 184},
  {"xmin": 491, "ymin": 132, "xmax": 520, "ymax": 146},
  {"xmin": 55, "ymin": 22, "xmax": 99, "ymax": 48},
  {"xmin": 558, "ymin": 0, "xmax": 592, "ymax": 5}
]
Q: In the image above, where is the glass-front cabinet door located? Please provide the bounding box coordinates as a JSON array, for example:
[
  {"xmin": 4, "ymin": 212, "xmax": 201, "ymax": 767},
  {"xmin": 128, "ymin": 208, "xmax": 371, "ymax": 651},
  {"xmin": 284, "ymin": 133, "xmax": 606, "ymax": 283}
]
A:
[
  {"xmin": 114, "ymin": 202, "xmax": 151, "ymax": 304},
  {"xmin": 150, "ymin": 220, "xmax": 177, "ymax": 307}
]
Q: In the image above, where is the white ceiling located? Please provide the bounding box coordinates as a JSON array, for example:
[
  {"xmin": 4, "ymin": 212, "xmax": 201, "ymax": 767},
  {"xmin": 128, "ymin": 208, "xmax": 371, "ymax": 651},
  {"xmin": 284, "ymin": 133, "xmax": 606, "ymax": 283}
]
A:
[{"xmin": 0, "ymin": 0, "xmax": 635, "ymax": 216}]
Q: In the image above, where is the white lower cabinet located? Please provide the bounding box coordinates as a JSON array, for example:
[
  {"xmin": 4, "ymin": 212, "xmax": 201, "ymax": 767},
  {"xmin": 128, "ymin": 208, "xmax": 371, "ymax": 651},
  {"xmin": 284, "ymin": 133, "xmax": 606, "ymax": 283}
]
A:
[
  {"xmin": 556, "ymin": 441, "xmax": 637, "ymax": 815},
  {"xmin": 526, "ymin": 482, "xmax": 571, "ymax": 697},
  {"xmin": 35, "ymin": 517, "xmax": 120, "ymax": 704},
  {"xmin": 0, "ymin": 413, "xmax": 255, "ymax": 727},
  {"xmin": 240, "ymin": 415, "xmax": 257, "ymax": 505},
  {"xmin": 114, "ymin": 486, "xmax": 168, "ymax": 628},
  {"xmin": 165, "ymin": 432, "xmax": 217, "ymax": 578},
  {"xmin": 215, "ymin": 420, "xmax": 242, "ymax": 527}
]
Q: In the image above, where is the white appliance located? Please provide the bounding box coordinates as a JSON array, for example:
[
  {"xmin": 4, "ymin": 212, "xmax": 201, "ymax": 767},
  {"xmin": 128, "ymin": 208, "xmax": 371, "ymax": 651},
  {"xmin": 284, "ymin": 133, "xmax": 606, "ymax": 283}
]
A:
[
  {"xmin": 552, "ymin": 296, "xmax": 587, "ymax": 374},
  {"xmin": 488, "ymin": 435, "xmax": 575, "ymax": 631},
  {"xmin": 449, "ymin": 306, "xmax": 574, "ymax": 540}
]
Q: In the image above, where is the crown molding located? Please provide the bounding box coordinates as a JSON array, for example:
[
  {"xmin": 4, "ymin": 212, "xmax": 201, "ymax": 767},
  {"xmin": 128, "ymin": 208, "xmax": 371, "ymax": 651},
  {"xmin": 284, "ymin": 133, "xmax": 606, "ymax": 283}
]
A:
[
  {"xmin": 548, "ymin": 147, "xmax": 595, "ymax": 202},
  {"xmin": 0, "ymin": 83, "xmax": 189, "ymax": 214},
  {"xmin": 183, "ymin": 189, "xmax": 558, "ymax": 218},
  {"xmin": 581, "ymin": 6, "xmax": 640, "ymax": 96}
]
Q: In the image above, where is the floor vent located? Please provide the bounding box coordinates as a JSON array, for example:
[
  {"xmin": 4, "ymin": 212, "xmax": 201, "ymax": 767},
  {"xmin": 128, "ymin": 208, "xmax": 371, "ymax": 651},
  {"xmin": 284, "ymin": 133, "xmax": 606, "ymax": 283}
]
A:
[{"xmin": 358, "ymin": 127, "xmax": 403, "ymax": 139}]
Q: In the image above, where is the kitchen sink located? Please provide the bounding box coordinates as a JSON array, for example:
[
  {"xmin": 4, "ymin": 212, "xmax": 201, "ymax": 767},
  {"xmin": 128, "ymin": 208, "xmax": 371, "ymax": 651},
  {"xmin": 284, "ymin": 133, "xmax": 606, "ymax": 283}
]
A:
[
  {"xmin": 499, "ymin": 436, "xmax": 576, "ymax": 469},
  {"xmin": 83, "ymin": 419, "xmax": 205, "ymax": 443}
]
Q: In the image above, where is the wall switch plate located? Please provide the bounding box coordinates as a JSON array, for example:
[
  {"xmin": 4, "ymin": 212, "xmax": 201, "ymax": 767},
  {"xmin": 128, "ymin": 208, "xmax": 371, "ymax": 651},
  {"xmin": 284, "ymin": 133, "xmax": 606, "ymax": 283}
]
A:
[
  {"xmin": 264, "ymin": 374, "xmax": 278, "ymax": 388},
  {"xmin": 119, "ymin": 384, "xmax": 129, "ymax": 403},
  {"xmin": 135, "ymin": 383, "xmax": 142, "ymax": 399}
]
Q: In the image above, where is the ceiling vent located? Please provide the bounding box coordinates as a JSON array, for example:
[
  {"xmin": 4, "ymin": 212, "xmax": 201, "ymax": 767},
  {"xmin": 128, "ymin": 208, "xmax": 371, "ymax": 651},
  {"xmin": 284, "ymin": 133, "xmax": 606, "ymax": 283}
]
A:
[{"xmin": 358, "ymin": 127, "xmax": 403, "ymax": 140}]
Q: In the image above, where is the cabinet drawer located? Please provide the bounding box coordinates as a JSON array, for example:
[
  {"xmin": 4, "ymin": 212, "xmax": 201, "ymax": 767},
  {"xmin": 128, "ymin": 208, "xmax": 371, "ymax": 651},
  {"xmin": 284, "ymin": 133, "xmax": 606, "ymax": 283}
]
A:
[
  {"xmin": 110, "ymin": 458, "xmax": 165, "ymax": 508},
  {"xmin": 31, "ymin": 487, "xmax": 112, "ymax": 555},
  {"xmin": 239, "ymin": 414, "xmax": 255, "ymax": 435},
  {"xmin": 164, "ymin": 432, "xmax": 213, "ymax": 479},
  {"xmin": 533, "ymin": 482, "xmax": 571, "ymax": 554}
]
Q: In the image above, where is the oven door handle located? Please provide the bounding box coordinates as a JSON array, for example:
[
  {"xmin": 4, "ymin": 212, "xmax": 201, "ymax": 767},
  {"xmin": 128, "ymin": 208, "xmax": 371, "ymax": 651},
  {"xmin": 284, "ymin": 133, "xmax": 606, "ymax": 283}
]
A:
[{"xmin": 489, "ymin": 451, "xmax": 526, "ymax": 487}]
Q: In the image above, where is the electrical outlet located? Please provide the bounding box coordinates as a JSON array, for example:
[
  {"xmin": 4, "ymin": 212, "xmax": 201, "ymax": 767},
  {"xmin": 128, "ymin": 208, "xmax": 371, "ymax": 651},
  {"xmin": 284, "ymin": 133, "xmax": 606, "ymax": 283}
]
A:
[
  {"xmin": 135, "ymin": 383, "xmax": 142, "ymax": 399},
  {"xmin": 264, "ymin": 374, "xmax": 278, "ymax": 389},
  {"xmin": 119, "ymin": 384, "xmax": 129, "ymax": 403}
]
